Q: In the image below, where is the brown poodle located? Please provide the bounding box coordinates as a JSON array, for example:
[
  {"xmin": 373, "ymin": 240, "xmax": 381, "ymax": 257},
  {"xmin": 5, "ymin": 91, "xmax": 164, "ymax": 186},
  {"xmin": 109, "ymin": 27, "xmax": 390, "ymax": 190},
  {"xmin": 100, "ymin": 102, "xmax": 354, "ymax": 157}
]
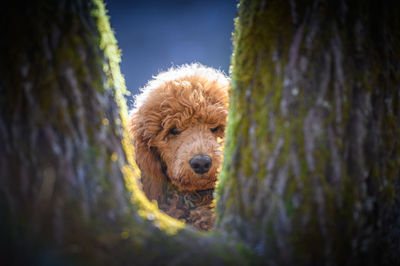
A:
[{"xmin": 128, "ymin": 63, "xmax": 229, "ymax": 230}]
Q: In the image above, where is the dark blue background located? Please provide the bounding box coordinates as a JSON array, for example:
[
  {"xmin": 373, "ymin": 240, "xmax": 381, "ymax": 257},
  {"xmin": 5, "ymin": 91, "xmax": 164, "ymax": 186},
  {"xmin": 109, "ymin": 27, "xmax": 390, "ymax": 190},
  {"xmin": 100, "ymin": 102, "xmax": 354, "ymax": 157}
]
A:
[{"xmin": 105, "ymin": 0, "xmax": 237, "ymax": 106}]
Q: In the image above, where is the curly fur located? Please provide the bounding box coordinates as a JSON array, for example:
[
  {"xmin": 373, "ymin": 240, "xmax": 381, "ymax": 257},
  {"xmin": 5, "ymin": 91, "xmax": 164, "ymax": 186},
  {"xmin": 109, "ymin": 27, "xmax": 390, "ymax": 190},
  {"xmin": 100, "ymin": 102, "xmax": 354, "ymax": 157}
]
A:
[{"xmin": 128, "ymin": 63, "xmax": 229, "ymax": 230}]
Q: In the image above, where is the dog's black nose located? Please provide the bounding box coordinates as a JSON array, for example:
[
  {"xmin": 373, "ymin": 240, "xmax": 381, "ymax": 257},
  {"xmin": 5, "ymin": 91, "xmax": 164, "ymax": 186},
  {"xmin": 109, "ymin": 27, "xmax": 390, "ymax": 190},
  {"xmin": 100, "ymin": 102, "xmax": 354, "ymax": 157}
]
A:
[{"xmin": 190, "ymin": 154, "xmax": 212, "ymax": 174}]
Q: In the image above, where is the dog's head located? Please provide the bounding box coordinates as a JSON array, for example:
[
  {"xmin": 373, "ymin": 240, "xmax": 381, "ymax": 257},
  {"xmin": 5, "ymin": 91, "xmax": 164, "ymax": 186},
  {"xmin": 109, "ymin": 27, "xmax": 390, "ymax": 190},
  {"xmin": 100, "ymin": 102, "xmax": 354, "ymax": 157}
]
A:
[{"xmin": 129, "ymin": 64, "xmax": 229, "ymax": 192}]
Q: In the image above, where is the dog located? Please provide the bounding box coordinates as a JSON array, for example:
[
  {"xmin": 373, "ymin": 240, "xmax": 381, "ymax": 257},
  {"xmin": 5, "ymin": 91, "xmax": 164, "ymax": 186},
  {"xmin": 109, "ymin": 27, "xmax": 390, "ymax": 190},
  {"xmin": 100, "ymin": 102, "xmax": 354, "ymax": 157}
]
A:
[{"xmin": 128, "ymin": 63, "xmax": 229, "ymax": 230}]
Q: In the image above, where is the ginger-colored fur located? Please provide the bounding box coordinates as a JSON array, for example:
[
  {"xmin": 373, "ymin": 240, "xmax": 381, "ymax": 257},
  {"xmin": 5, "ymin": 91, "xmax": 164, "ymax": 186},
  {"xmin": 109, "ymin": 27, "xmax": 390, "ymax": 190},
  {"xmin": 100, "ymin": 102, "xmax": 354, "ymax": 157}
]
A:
[{"xmin": 128, "ymin": 64, "xmax": 229, "ymax": 230}]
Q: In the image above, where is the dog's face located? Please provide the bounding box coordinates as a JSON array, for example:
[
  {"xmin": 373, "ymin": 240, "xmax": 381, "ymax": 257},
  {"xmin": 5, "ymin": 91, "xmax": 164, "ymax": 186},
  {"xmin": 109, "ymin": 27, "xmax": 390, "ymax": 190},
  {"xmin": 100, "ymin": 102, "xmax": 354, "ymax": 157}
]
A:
[
  {"xmin": 131, "ymin": 70, "xmax": 229, "ymax": 192},
  {"xmin": 153, "ymin": 106, "xmax": 227, "ymax": 192}
]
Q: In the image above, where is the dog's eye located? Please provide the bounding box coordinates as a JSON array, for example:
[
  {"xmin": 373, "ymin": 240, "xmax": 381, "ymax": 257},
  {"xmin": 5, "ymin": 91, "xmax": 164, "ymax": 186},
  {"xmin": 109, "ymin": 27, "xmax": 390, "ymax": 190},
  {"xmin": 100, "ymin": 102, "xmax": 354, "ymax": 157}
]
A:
[
  {"xmin": 210, "ymin": 126, "xmax": 220, "ymax": 133},
  {"xmin": 169, "ymin": 127, "xmax": 181, "ymax": 135}
]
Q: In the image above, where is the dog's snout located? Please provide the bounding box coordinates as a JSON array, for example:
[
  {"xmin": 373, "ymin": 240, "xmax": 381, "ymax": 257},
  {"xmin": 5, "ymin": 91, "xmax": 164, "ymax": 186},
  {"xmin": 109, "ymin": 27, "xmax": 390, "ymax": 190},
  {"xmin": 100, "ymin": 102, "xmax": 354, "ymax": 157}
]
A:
[{"xmin": 190, "ymin": 154, "xmax": 212, "ymax": 175}]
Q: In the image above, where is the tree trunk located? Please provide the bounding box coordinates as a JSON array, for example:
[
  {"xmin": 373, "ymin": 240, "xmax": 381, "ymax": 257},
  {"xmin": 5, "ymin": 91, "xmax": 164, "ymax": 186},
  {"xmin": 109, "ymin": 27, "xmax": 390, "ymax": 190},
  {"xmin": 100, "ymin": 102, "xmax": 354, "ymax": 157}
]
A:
[
  {"xmin": 0, "ymin": 1, "xmax": 250, "ymax": 265},
  {"xmin": 217, "ymin": 0, "xmax": 400, "ymax": 265}
]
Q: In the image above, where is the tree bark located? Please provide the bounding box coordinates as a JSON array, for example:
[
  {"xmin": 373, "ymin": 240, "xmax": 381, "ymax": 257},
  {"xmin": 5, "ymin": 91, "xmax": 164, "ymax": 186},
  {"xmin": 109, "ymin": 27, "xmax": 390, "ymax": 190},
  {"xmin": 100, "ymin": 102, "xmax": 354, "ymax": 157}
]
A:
[
  {"xmin": 216, "ymin": 0, "xmax": 400, "ymax": 265},
  {"xmin": 0, "ymin": 1, "xmax": 250, "ymax": 265}
]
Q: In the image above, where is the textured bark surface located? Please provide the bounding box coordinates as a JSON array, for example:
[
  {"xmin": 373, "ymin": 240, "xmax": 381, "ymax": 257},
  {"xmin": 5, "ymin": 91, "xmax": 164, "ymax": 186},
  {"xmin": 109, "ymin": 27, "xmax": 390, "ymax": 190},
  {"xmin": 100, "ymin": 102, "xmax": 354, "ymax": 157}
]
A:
[
  {"xmin": 0, "ymin": 1, "xmax": 251, "ymax": 265},
  {"xmin": 217, "ymin": 0, "xmax": 400, "ymax": 265}
]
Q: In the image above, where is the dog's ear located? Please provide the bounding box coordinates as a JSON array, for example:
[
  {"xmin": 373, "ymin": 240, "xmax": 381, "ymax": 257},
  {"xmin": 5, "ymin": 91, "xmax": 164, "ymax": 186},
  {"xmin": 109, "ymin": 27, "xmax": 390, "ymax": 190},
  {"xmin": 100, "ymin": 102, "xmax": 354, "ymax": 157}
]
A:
[
  {"xmin": 128, "ymin": 112, "xmax": 167, "ymax": 202},
  {"xmin": 128, "ymin": 113, "xmax": 165, "ymax": 181}
]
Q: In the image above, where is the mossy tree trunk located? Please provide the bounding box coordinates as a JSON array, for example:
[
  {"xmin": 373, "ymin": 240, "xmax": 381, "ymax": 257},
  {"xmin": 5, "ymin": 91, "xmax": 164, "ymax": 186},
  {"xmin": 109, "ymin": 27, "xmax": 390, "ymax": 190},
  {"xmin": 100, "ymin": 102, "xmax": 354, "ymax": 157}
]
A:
[
  {"xmin": 0, "ymin": 1, "xmax": 250, "ymax": 265},
  {"xmin": 217, "ymin": 0, "xmax": 400, "ymax": 265}
]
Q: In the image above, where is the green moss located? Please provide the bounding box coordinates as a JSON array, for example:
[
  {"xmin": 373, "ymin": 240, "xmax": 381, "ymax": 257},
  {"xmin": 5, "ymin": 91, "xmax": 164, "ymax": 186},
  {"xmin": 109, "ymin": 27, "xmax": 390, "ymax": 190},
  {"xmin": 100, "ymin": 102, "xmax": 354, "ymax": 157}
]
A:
[
  {"xmin": 218, "ymin": 0, "xmax": 293, "ymax": 210},
  {"xmin": 91, "ymin": 0, "xmax": 184, "ymax": 234}
]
